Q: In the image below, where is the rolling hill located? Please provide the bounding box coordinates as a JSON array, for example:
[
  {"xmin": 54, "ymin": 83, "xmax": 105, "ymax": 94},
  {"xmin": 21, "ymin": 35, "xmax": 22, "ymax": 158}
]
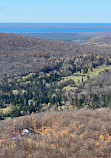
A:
[
  {"xmin": 0, "ymin": 33, "xmax": 111, "ymax": 78},
  {"xmin": 0, "ymin": 109, "xmax": 111, "ymax": 158},
  {"xmin": 0, "ymin": 33, "xmax": 79, "ymax": 78}
]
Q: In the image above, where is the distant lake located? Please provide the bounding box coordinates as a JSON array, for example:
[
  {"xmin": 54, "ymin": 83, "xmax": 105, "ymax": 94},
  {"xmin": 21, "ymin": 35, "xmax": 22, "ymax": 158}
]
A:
[{"xmin": 0, "ymin": 23, "xmax": 111, "ymax": 33}]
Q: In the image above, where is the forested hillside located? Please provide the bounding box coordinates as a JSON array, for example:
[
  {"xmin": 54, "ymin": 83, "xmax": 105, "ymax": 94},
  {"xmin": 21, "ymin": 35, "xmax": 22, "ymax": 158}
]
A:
[
  {"xmin": 0, "ymin": 34, "xmax": 111, "ymax": 119},
  {"xmin": 0, "ymin": 109, "xmax": 111, "ymax": 158},
  {"xmin": 0, "ymin": 33, "xmax": 111, "ymax": 78},
  {"xmin": 0, "ymin": 33, "xmax": 111, "ymax": 158}
]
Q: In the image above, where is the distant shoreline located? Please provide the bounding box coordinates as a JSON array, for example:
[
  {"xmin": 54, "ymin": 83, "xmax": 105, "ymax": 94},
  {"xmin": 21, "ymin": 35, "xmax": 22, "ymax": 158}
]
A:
[
  {"xmin": 1, "ymin": 23, "xmax": 111, "ymax": 33},
  {"xmin": 1, "ymin": 24, "xmax": 111, "ymax": 29}
]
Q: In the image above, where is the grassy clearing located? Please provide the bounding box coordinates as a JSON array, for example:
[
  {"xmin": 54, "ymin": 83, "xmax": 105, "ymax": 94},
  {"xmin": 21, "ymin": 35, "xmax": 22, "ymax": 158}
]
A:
[
  {"xmin": 4, "ymin": 117, "xmax": 11, "ymax": 120},
  {"xmin": 63, "ymin": 86, "xmax": 78, "ymax": 91},
  {"xmin": 63, "ymin": 75, "xmax": 86, "ymax": 83},
  {"xmin": 87, "ymin": 65, "xmax": 111, "ymax": 77},
  {"xmin": 62, "ymin": 65, "xmax": 111, "ymax": 85}
]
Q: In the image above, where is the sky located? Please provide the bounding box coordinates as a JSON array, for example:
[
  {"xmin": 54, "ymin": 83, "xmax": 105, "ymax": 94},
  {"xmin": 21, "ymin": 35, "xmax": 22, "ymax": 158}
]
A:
[{"xmin": 0, "ymin": 0, "xmax": 111, "ymax": 23}]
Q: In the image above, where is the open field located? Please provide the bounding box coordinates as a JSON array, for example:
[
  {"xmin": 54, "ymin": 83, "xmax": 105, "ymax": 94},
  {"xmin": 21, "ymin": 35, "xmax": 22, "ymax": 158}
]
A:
[{"xmin": 62, "ymin": 65, "xmax": 111, "ymax": 84}]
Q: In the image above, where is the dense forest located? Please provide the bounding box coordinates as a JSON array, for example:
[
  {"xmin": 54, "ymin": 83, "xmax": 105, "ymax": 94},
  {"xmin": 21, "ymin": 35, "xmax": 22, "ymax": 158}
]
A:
[
  {"xmin": 0, "ymin": 48, "xmax": 111, "ymax": 119},
  {"xmin": 0, "ymin": 33, "xmax": 111, "ymax": 158},
  {"xmin": 0, "ymin": 34, "xmax": 111, "ymax": 119},
  {"xmin": 0, "ymin": 109, "xmax": 111, "ymax": 158}
]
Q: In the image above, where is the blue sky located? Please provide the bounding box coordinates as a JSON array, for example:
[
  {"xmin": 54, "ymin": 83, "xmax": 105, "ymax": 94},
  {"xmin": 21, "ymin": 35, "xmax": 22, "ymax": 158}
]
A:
[{"xmin": 0, "ymin": 0, "xmax": 111, "ymax": 23}]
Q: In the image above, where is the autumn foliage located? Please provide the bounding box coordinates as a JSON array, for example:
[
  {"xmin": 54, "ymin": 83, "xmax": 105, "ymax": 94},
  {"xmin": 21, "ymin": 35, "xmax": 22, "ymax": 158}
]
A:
[{"xmin": 0, "ymin": 109, "xmax": 111, "ymax": 158}]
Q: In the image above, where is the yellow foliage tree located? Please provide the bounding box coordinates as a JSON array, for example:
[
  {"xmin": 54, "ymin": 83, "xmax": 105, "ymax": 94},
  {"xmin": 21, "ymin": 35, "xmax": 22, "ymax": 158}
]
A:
[{"xmin": 99, "ymin": 135, "xmax": 104, "ymax": 141}]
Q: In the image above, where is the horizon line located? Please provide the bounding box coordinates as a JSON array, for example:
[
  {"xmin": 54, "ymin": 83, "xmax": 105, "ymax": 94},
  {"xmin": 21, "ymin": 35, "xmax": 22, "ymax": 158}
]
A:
[{"xmin": 0, "ymin": 22, "xmax": 111, "ymax": 24}]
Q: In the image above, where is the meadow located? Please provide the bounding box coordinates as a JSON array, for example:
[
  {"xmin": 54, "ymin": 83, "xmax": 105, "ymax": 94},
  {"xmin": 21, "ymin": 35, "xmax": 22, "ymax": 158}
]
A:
[{"xmin": 62, "ymin": 65, "xmax": 111, "ymax": 84}]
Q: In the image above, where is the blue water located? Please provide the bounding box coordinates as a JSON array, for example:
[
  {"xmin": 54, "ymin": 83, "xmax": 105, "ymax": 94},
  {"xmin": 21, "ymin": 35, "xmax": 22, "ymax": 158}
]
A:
[{"xmin": 0, "ymin": 23, "xmax": 111, "ymax": 33}]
